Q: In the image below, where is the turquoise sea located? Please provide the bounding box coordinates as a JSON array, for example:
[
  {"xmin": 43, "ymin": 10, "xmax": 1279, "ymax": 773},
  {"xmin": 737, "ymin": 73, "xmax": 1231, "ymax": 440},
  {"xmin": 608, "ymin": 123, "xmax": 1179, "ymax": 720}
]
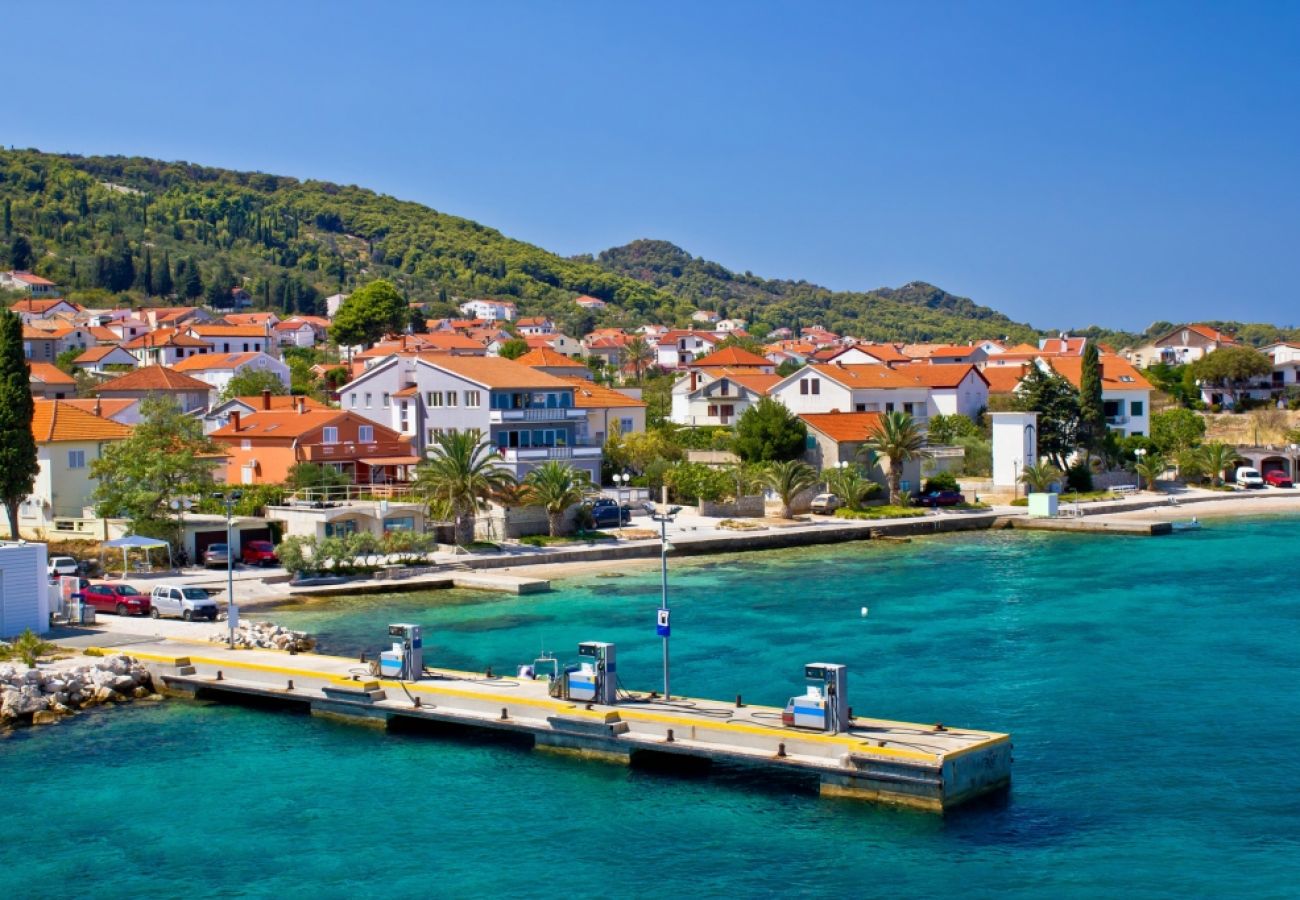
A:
[{"xmin": 2, "ymin": 518, "xmax": 1299, "ymax": 898}]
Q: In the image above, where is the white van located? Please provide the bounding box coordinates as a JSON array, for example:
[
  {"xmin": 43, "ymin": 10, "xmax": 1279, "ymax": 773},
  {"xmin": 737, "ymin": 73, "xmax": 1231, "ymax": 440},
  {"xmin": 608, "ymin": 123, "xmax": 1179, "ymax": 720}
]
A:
[
  {"xmin": 149, "ymin": 585, "xmax": 219, "ymax": 621},
  {"xmin": 1235, "ymin": 467, "xmax": 1265, "ymax": 489}
]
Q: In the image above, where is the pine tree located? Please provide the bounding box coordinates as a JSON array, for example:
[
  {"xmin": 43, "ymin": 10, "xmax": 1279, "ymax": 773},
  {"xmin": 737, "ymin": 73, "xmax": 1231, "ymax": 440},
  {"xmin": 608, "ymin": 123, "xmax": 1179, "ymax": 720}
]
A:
[
  {"xmin": 1078, "ymin": 342, "xmax": 1106, "ymax": 454},
  {"xmin": 141, "ymin": 248, "xmax": 153, "ymax": 295},
  {"xmin": 182, "ymin": 258, "xmax": 203, "ymax": 299},
  {"xmin": 156, "ymin": 251, "xmax": 173, "ymax": 296},
  {"xmin": 0, "ymin": 310, "xmax": 40, "ymax": 538},
  {"xmin": 2, "ymin": 198, "xmax": 11, "ymax": 236},
  {"xmin": 9, "ymin": 234, "xmax": 33, "ymax": 270}
]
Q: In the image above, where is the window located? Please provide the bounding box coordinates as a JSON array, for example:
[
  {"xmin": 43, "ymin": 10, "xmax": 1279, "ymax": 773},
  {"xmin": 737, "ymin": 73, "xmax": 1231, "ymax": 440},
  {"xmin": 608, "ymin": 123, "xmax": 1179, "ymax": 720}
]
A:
[
  {"xmin": 708, "ymin": 404, "xmax": 718, "ymax": 416},
  {"xmin": 358, "ymin": 425, "xmax": 374, "ymax": 443},
  {"xmin": 800, "ymin": 378, "xmax": 809, "ymax": 395},
  {"xmin": 427, "ymin": 391, "xmax": 443, "ymax": 407},
  {"xmin": 241, "ymin": 439, "xmax": 252, "ymax": 450},
  {"xmin": 1130, "ymin": 401, "xmax": 1144, "ymax": 417},
  {"xmin": 465, "ymin": 390, "xmax": 481, "ymax": 407},
  {"xmin": 382, "ymin": 393, "xmax": 391, "ymax": 407},
  {"xmin": 242, "ymin": 343, "xmax": 250, "ymax": 352},
  {"xmin": 446, "ymin": 391, "xmax": 457, "ymax": 407},
  {"xmin": 349, "ymin": 393, "xmax": 357, "ymax": 408},
  {"xmin": 364, "ymin": 392, "xmax": 372, "ymax": 408},
  {"xmin": 886, "ymin": 402, "xmax": 895, "ymax": 412},
  {"xmin": 323, "ymin": 427, "xmax": 339, "ymax": 444},
  {"xmin": 855, "ymin": 404, "xmax": 866, "ymax": 412},
  {"xmin": 67, "ymin": 449, "xmax": 86, "ymax": 469},
  {"xmin": 811, "ymin": 379, "xmax": 820, "ymax": 395},
  {"xmin": 620, "ymin": 417, "xmax": 634, "ymax": 433}
]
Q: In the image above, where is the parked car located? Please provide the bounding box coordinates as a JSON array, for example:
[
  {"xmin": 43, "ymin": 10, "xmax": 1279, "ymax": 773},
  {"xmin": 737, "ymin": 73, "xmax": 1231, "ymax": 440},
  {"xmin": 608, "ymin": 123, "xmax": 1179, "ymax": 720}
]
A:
[
  {"xmin": 915, "ymin": 490, "xmax": 966, "ymax": 507},
  {"xmin": 149, "ymin": 585, "xmax": 219, "ymax": 621},
  {"xmin": 81, "ymin": 583, "xmax": 151, "ymax": 617},
  {"xmin": 1235, "ymin": 467, "xmax": 1265, "ymax": 489},
  {"xmin": 48, "ymin": 555, "xmax": 80, "ymax": 577},
  {"xmin": 241, "ymin": 540, "xmax": 279, "ymax": 566},
  {"xmin": 810, "ymin": 493, "xmax": 843, "ymax": 514},
  {"xmin": 1264, "ymin": 470, "xmax": 1294, "ymax": 488},
  {"xmin": 203, "ymin": 543, "xmax": 232, "ymax": 568},
  {"xmin": 587, "ymin": 498, "xmax": 631, "ymax": 528},
  {"xmin": 620, "ymin": 499, "xmax": 657, "ymax": 517}
]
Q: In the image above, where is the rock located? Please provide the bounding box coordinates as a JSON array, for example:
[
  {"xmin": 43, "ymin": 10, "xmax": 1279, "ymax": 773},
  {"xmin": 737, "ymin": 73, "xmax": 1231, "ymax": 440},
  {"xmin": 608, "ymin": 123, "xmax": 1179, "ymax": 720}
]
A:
[
  {"xmin": 132, "ymin": 685, "xmax": 149, "ymax": 699},
  {"xmin": 93, "ymin": 686, "xmax": 116, "ymax": 703},
  {"xmin": 31, "ymin": 710, "xmax": 61, "ymax": 725},
  {"xmin": 110, "ymin": 675, "xmax": 137, "ymax": 693}
]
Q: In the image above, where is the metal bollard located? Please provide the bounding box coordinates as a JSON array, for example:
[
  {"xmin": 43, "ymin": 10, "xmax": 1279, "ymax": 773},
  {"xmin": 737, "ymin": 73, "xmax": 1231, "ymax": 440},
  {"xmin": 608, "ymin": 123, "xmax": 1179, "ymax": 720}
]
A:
[
  {"xmin": 777, "ymin": 742, "xmax": 786, "ymax": 758},
  {"xmin": 666, "ymin": 728, "xmax": 675, "ymax": 743},
  {"xmin": 286, "ymin": 679, "xmax": 294, "ymax": 691},
  {"xmin": 215, "ymin": 670, "xmax": 223, "ymax": 681},
  {"xmin": 736, "ymin": 694, "xmax": 744, "ymax": 708},
  {"xmin": 500, "ymin": 707, "xmax": 509, "ymax": 720}
]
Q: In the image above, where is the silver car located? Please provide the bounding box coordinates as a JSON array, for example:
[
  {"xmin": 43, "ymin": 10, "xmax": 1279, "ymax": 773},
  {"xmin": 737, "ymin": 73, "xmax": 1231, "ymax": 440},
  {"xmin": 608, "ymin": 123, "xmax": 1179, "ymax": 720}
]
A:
[{"xmin": 203, "ymin": 543, "xmax": 232, "ymax": 568}]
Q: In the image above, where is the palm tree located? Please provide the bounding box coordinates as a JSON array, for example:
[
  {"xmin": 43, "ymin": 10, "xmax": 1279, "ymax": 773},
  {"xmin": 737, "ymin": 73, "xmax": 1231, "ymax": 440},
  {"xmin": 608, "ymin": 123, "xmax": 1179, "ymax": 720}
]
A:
[
  {"xmin": 625, "ymin": 336, "xmax": 654, "ymax": 383},
  {"xmin": 825, "ymin": 463, "xmax": 878, "ymax": 511},
  {"xmin": 1134, "ymin": 452, "xmax": 1167, "ymax": 492},
  {"xmin": 1020, "ymin": 460, "xmax": 1061, "ymax": 494},
  {"xmin": 1196, "ymin": 442, "xmax": 1235, "ymax": 488},
  {"xmin": 762, "ymin": 459, "xmax": 819, "ymax": 518},
  {"xmin": 862, "ymin": 411, "xmax": 928, "ymax": 505},
  {"xmin": 523, "ymin": 461, "xmax": 596, "ymax": 537},
  {"xmin": 413, "ymin": 429, "xmax": 517, "ymax": 545}
]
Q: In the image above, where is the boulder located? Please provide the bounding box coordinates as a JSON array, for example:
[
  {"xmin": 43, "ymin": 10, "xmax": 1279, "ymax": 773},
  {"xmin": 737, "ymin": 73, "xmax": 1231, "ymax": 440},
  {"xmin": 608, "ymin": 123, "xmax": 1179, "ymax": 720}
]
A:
[{"xmin": 31, "ymin": 710, "xmax": 61, "ymax": 726}]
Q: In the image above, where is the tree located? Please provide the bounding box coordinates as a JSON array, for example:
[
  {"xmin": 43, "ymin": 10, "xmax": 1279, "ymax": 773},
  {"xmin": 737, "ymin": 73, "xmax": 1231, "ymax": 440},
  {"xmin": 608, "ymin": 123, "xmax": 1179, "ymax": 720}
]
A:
[
  {"xmin": 1019, "ymin": 460, "xmax": 1061, "ymax": 494},
  {"xmin": 9, "ymin": 234, "xmax": 33, "ymax": 270},
  {"xmin": 1188, "ymin": 346, "xmax": 1272, "ymax": 409},
  {"xmin": 0, "ymin": 310, "xmax": 39, "ymax": 537},
  {"xmin": 412, "ymin": 429, "xmax": 516, "ymax": 545},
  {"xmin": 285, "ymin": 462, "xmax": 352, "ymax": 492},
  {"xmin": 1150, "ymin": 408, "xmax": 1207, "ymax": 455},
  {"xmin": 1015, "ymin": 364, "xmax": 1080, "ymax": 469},
  {"xmin": 2, "ymin": 198, "xmax": 10, "ymax": 236},
  {"xmin": 155, "ymin": 250, "xmax": 174, "ymax": 297},
  {"xmin": 1134, "ymin": 452, "xmax": 1167, "ymax": 492},
  {"xmin": 734, "ymin": 397, "xmax": 807, "ymax": 463},
  {"xmin": 862, "ymin": 411, "xmax": 928, "ymax": 505},
  {"xmin": 181, "ymin": 258, "xmax": 203, "ymax": 299},
  {"xmin": 775, "ymin": 358, "xmax": 801, "ymax": 378},
  {"xmin": 524, "ymin": 461, "xmax": 596, "ymax": 536},
  {"xmin": 54, "ymin": 346, "xmax": 82, "ymax": 374},
  {"xmin": 330, "ymin": 279, "xmax": 409, "ymax": 347},
  {"xmin": 220, "ymin": 368, "xmax": 289, "ymax": 401},
  {"xmin": 824, "ymin": 463, "xmax": 881, "ymax": 511},
  {"xmin": 498, "ymin": 338, "xmax": 530, "ymax": 360},
  {"xmin": 625, "ymin": 336, "xmax": 654, "ymax": 382},
  {"xmin": 1078, "ymin": 343, "xmax": 1105, "ymax": 454},
  {"xmin": 1195, "ymin": 442, "xmax": 1235, "ymax": 487},
  {"xmin": 926, "ymin": 413, "xmax": 979, "ymax": 445},
  {"xmin": 90, "ymin": 395, "xmax": 220, "ymax": 545},
  {"xmin": 761, "ymin": 459, "xmax": 819, "ymax": 518}
]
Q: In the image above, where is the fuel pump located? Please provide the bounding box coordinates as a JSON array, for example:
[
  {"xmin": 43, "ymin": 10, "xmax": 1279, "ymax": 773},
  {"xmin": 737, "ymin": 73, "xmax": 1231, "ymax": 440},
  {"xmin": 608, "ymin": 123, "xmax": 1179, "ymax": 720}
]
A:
[
  {"xmin": 379, "ymin": 624, "xmax": 423, "ymax": 680},
  {"xmin": 781, "ymin": 663, "xmax": 849, "ymax": 732},
  {"xmin": 564, "ymin": 641, "xmax": 617, "ymax": 705}
]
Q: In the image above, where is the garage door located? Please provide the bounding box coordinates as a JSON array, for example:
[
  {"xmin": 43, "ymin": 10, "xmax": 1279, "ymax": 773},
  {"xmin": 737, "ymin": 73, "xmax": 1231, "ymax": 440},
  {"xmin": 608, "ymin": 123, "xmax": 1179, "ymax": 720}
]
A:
[
  {"xmin": 239, "ymin": 527, "xmax": 272, "ymax": 546},
  {"xmin": 195, "ymin": 531, "xmax": 227, "ymax": 558}
]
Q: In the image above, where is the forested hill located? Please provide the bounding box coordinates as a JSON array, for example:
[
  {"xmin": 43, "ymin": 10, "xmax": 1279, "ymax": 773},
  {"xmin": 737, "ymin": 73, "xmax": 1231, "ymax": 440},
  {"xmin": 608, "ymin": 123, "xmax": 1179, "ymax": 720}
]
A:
[{"xmin": 590, "ymin": 239, "xmax": 1040, "ymax": 343}]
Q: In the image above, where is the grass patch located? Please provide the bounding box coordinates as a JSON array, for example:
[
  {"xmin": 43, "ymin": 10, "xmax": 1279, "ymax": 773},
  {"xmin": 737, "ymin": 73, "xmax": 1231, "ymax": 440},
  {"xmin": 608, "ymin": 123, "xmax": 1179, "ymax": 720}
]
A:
[
  {"xmin": 519, "ymin": 531, "xmax": 616, "ymax": 547},
  {"xmin": 954, "ymin": 501, "xmax": 992, "ymax": 510},
  {"xmin": 834, "ymin": 506, "xmax": 926, "ymax": 520}
]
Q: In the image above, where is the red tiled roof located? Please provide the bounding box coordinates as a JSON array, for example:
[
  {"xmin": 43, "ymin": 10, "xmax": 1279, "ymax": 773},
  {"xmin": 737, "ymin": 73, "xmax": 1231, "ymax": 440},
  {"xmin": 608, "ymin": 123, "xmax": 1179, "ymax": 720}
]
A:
[
  {"xmin": 517, "ymin": 347, "xmax": 587, "ymax": 369},
  {"xmin": 560, "ymin": 377, "xmax": 647, "ymax": 409},
  {"xmin": 690, "ymin": 346, "xmax": 772, "ymax": 368},
  {"xmin": 31, "ymin": 400, "xmax": 133, "ymax": 442},
  {"xmin": 97, "ymin": 366, "xmax": 211, "ymax": 392},
  {"xmin": 982, "ymin": 365, "xmax": 1030, "ymax": 394},
  {"xmin": 418, "ymin": 355, "xmax": 572, "ymax": 389},
  {"xmin": 28, "ymin": 362, "xmax": 76, "ymax": 385},
  {"xmin": 173, "ymin": 352, "xmax": 268, "ymax": 372},
  {"xmin": 799, "ymin": 412, "xmax": 884, "ymax": 443},
  {"xmin": 210, "ymin": 408, "xmax": 343, "ymax": 438},
  {"xmin": 1047, "ymin": 356, "xmax": 1153, "ymax": 391},
  {"xmin": 6, "ymin": 272, "xmax": 58, "ymax": 288},
  {"xmin": 122, "ymin": 328, "xmax": 209, "ymax": 349}
]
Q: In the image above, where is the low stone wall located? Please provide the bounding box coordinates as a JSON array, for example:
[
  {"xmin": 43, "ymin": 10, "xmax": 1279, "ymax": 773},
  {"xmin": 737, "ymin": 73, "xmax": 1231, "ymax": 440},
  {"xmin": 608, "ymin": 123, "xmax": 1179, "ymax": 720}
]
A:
[{"xmin": 697, "ymin": 495, "xmax": 765, "ymax": 517}]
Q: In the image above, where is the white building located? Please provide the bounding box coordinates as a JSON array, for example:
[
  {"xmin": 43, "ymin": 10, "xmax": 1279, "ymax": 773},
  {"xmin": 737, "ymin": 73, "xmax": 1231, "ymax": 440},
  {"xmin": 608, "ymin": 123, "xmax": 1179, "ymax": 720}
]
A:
[
  {"xmin": 0, "ymin": 542, "xmax": 50, "ymax": 638},
  {"xmin": 1044, "ymin": 357, "xmax": 1152, "ymax": 438},
  {"xmin": 172, "ymin": 352, "xmax": 291, "ymax": 395},
  {"xmin": 769, "ymin": 363, "xmax": 988, "ymax": 423},
  {"xmin": 655, "ymin": 331, "xmax": 722, "ymax": 369},
  {"xmin": 19, "ymin": 401, "xmax": 134, "ymax": 532},
  {"xmin": 185, "ymin": 324, "xmax": 274, "ymax": 356},
  {"xmin": 2, "ymin": 272, "xmax": 61, "ymax": 298},
  {"xmin": 670, "ymin": 370, "xmax": 780, "ymax": 426},
  {"xmin": 458, "ymin": 299, "xmax": 517, "ymax": 322}
]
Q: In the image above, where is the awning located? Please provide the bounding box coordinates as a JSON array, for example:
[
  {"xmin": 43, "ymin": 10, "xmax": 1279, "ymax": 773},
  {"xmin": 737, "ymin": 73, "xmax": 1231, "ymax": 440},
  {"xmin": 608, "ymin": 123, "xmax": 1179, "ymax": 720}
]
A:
[
  {"xmin": 103, "ymin": 535, "xmax": 170, "ymax": 549},
  {"xmin": 361, "ymin": 456, "xmax": 422, "ymax": 466}
]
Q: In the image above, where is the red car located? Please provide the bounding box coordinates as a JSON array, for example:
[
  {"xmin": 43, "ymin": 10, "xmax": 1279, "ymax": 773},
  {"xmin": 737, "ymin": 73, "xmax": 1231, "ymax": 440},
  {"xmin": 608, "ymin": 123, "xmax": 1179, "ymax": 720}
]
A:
[
  {"xmin": 81, "ymin": 583, "xmax": 152, "ymax": 616},
  {"xmin": 241, "ymin": 540, "xmax": 279, "ymax": 566},
  {"xmin": 1265, "ymin": 470, "xmax": 1294, "ymax": 488},
  {"xmin": 915, "ymin": 490, "xmax": 966, "ymax": 507}
]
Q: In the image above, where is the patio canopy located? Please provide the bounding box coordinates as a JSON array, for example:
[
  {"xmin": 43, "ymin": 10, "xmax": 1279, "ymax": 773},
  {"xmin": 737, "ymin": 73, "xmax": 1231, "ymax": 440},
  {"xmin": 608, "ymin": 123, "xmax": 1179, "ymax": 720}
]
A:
[{"xmin": 103, "ymin": 534, "xmax": 173, "ymax": 574}]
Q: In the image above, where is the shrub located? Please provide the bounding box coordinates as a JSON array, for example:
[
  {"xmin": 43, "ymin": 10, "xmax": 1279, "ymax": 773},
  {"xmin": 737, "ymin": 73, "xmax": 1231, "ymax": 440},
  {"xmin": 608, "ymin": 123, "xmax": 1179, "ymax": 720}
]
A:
[
  {"xmin": 955, "ymin": 436, "xmax": 992, "ymax": 476},
  {"xmin": 664, "ymin": 462, "xmax": 733, "ymax": 504},
  {"xmin": 0, "ymin": 629, "xmax": 55, "ymax": 666},
  {"xmin": 923, "ymin": 470, "xmax": 961, "ymax": 493},
  {"xmin": 1065, "ymin": 462, "xmax": 1093, "ymax": 492},
  {"xmin": 833, "ymin": 505, "xmax": 926, "ymax": 520}
]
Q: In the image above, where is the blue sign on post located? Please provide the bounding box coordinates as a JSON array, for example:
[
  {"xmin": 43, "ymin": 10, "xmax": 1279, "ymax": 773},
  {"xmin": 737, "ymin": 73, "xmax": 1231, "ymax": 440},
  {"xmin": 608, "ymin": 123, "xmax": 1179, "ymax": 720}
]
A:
[{"xmin": 656, "ymin": 608, "xmax": 670, "ymax": 637}]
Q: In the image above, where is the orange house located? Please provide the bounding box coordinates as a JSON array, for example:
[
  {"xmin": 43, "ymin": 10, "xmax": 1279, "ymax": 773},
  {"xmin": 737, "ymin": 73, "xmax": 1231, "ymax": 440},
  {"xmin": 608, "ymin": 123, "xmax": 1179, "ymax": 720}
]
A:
[{"xmin": 209, "ymin": 402, "xmax": 417, "ymax": 485}]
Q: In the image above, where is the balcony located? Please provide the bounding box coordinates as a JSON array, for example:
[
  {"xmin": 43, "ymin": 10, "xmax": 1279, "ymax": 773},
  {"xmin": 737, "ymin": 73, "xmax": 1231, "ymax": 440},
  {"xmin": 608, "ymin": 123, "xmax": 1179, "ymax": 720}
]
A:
[
  {"xmin": 489, "ymin": 407, "xmax": 583, "ymax": 423},
  {"xmin": 498, "ymin": 446, "xmax": 602, "ymax": 463},
  {"xmin": 1105, "ymin": 415, "xmax": 1129, "ymax": 426},
  {"xmin": 304, "ymin": 441, "xmax": 411, "ymax": 461}
]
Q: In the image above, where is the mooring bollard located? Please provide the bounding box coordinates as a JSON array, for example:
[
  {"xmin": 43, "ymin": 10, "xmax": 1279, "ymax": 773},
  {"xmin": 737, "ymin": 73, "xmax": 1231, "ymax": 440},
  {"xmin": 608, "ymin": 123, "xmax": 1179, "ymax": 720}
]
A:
[
  {"xmin": 287, "ymin": 679, "xmax": 294, "ymax": 691},
  {"xmin": 500, "ymin": 707, "xmax": 509, "ymax": 720},
  {"xmin": 736, "ymin": 694, "xmax": 744, "ymax": 708},
  {"xmin": 777, "ymin": 742, "xmax": 787, "ymax": 758},
  {"xmin": 666, "ymin": 728, "xmax": 675, "ymax": 743},
  {"xmin": 215, "ymin": 670, "xmax": 223, "ymax": 681},
  {"xmin": 413, "ymin": 696, "xmax": 421, "ymax": 708}
]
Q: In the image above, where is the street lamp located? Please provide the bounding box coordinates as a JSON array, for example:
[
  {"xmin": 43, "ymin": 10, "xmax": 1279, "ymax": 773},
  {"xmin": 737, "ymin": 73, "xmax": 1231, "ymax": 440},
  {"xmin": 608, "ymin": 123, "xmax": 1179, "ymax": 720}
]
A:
[
  {"xmin": 612, "ymin": 472, "xmax": 630, "ymax": 506},
  {"xmin": 169, "ymin": 498, "xmax": 193, "ymax": 569},
  {"xmin": 212, "ymin": 491, "xmax": 243, "ymax": 648},
  {"xmin": 650, "ymin": 504, "xmax": 682, "ymax": 700}
]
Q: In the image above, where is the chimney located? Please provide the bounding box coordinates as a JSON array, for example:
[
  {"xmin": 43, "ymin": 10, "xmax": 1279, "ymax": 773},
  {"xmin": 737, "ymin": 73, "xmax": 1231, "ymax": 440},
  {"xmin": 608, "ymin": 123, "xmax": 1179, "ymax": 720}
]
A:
[
  {"xmin": 231, "ymin": 410, "xmax": 242, "ymax": 432},
  {"xmin": 94, "ymin": 397, "xmax": 102, "ymax": 417},
  {"xmin": 261, "ymin": 388, "xmax": 272, "ymax": 410},
  {"xmin": 296, "ymin": 396, "xmax": 306, "ymax": 414}
]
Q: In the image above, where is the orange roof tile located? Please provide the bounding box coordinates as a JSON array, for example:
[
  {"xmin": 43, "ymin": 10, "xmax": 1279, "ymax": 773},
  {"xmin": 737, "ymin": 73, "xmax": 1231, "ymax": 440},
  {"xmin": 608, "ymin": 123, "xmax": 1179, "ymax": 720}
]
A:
[
  {"xmin": 173, "ymin": 352, "xmax": 267, "ymax": 371},
  {"xmin": 892, "ymin": 363, "xmax": 988, "ymax": 389},
  {"xmin": 122, "ymin": 328, "xmax": 209, "ymax": 350},
  {"xmin": 981, "ymin": 365, "xmax": 1030, "ymax": 394},
  {"xmin": 97, "ymin": 366, "xmax": 212, "ymax": 392},
  {"xmin": 31, "ymin": 400, "xmax": 133, "ymax": 443},
  {"xmin": 418, "ymin": 355, "xmax": 572, "ymax": 389},
  {"xmin": 209, "ymin": 408, "xmax": 344, "ymax": 438},
  {"xmin": 187, "ymin": 324, "xmax": 271, "ymax": 338},
  {"xmin": 74, "ymin": 345, "xmax": 131, "ymax": 363},
  {"xmin": 517, "ymin": 347, "xmax": 588, "ymax": 369},
  {"xmin": 28, "ymin": 362, "xmax": 76, "ymax": 385},
  {"xmin": 229, "ymin": 395, "xmax": 328, "ymax": 411},
  {"xmin": 691, "ymin": 346, "xmax": 772, "ymax": 368},
  {"xmin": 6, "ymin": 272, "xmax": 59, "ymax": 288},
  {"xmin": 799, "ymin": 412, "xmax": 884, "ymax": 443},
  {"xmin": 1047, "ymin": 356, "xmax": 1153, "ymax": 391},
  {"xmin": 58, "ymin": 398, "xmax": 137, "ymax": 419},
  {"xmin": 560, "ymin": 377, "xmax": 647, "ymax": 409},
  {"xmin": 720, "ymin": 372, "xmax": 781, "ymax": 395}
]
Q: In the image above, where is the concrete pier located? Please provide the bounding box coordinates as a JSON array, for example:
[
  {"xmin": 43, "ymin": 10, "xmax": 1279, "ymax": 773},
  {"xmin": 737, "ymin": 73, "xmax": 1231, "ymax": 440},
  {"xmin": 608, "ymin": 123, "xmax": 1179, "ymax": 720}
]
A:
[
  {"xmin": 1005, "ymin": 517, "xmax": 1172, "ymax": 535},
  {"xmin": 93, "ymin": 640, "xmax": 1011, "ymax": 812}
]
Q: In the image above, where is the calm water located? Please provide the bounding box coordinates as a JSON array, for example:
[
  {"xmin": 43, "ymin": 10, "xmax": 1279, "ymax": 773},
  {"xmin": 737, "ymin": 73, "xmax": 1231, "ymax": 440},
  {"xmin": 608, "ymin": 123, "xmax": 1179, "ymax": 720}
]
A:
[{"xmin": 3, "ymin": 519, "xmax": 1299, "ymax": 898}]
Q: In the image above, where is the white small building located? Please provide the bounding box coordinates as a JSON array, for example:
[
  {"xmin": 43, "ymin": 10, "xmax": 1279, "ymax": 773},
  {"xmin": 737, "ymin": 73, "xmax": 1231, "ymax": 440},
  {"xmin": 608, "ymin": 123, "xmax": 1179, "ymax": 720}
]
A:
[
  {"xmin": 992, "ymin": 411, "xmax": 1040, "ymax": 490},
  {"xmin": 458, "ymin": 299, "xmax": 516, "ymax": 322},
  {"xmin": 0, "ymin": 542, "xmax": 50, "ymax": 638},
  {"xmin": 172, "ymin": 351, "xmax": 291, "ymax": 395}
]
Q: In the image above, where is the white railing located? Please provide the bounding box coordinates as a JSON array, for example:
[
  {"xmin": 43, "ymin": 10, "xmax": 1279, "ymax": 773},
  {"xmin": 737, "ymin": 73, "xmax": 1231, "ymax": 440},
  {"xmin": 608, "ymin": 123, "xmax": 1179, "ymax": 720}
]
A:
[
  {"xmin": 498, "ymin": 446, "xmax": 601, "ymax": 463},
  {"xmin": 489, "ymin": 407, "xmax": 582, "ymax": 422}
]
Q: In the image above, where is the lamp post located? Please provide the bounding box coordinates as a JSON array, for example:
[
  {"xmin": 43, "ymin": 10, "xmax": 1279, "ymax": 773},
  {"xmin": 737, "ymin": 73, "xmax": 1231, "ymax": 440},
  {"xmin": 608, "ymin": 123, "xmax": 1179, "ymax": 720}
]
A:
[
  {"xmin": 650, "ymin": 505, "xmax": 680, "ymax": 700},
  {"xmin": 613, "ymin": 472, "xmax": 630, "ymax": 506},
  {"xmin": 213, "ymin": 490, "xmax": 243, "ymax": 648}
]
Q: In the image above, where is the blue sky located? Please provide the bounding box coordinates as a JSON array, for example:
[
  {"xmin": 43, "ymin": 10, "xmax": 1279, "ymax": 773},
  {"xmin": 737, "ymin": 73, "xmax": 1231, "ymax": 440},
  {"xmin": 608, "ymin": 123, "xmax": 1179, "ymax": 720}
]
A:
[{"xmin": 6, "ymin": 2, "xmax": 1298, "ymax": 331}]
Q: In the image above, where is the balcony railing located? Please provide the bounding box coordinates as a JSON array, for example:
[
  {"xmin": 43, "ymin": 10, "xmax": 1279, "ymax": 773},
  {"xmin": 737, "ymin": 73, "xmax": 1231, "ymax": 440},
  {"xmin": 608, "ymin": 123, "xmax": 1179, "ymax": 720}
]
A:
[
  {"xmin": 498, "ymin": 446, "xmax": 602, "ymax": 463},
  {"xmin": 1105, "ymin": 415, "xmax": 1129, "ymax": 425},
  {"xmin": 489, "ymin": 407, "xmax": 583, "ymax": 422},
  {"xmin": 304, "ymin": 441, "xmax": 411, "ymax": 461}
]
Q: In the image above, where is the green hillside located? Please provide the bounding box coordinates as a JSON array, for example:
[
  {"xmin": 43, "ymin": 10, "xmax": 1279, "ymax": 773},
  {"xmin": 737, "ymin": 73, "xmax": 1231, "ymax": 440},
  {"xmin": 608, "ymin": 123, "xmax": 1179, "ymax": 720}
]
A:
[{"xmin": 589, "ymin": 239, "xmax": 1040, "ymax": 343}]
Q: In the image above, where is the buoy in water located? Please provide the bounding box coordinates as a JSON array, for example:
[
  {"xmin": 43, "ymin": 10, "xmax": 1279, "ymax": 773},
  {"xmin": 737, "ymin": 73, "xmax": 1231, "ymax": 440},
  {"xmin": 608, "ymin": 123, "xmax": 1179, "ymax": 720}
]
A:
[{"xmin": 860, "ymin": 607, "xmax": 869, "ymax": 617}]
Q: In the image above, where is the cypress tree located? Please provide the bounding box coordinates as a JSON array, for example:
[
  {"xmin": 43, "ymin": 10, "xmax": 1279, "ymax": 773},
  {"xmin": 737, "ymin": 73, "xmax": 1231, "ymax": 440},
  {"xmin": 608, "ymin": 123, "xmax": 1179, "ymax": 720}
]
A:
[
  {"xmin": 0, "ymin": 310, "xmax": 40, "ymax": 538},
  {"xmin": 9, "ymin": 234, "xmax": 33, "ymax": 270},
  {"xmin": 1079, "ymin": 342, "xmax": 1106, "ymax": 454},
  {"xmin": 141, "ymin": 248, "xmax": 153, "ymax": 295},
  {"xmin": 3, "ymin": 198, "xmax": 11, "ymax": 236},
  {"xmin": 182, "ymin": 258, "xmax": 203, "ymax": 299},
  {"xmin": 156, "ymin": 251, "xmax": 174, "ymax": 296}
]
